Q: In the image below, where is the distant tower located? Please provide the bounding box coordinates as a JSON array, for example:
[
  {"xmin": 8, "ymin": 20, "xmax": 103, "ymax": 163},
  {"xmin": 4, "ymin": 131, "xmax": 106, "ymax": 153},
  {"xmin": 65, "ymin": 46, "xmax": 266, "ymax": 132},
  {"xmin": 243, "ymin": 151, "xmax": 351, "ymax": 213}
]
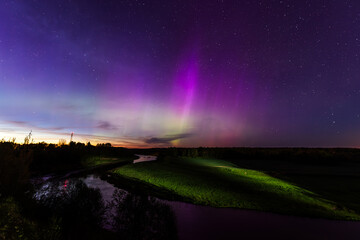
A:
[{"xmin": 70, "ymin": 132, "xmax": 74, "ymax": 142}]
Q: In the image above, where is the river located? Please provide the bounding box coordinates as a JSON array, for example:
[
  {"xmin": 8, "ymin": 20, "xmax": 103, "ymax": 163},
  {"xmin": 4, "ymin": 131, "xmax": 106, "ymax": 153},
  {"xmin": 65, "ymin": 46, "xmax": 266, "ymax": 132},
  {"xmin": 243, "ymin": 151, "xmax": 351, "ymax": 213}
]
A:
[{"xmin": 33, "ymin": 155, "xmax": 360, "ymax": 240}]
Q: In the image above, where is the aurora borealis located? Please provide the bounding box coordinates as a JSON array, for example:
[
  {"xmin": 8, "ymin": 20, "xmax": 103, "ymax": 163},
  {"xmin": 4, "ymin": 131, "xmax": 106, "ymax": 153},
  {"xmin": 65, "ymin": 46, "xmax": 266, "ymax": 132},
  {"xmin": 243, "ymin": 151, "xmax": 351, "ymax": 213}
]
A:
[{"xmin": 0, "ymin": 0, "xmax": 360, "ymax": 147}]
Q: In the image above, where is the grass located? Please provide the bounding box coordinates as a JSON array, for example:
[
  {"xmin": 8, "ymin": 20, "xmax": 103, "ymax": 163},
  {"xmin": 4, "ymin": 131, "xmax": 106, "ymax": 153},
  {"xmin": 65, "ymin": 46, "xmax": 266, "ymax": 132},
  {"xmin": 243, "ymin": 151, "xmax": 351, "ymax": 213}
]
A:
[
  {"xmin": 112, "ymin": 156, "xmax": 360, "ymax": 220},
  {"xmin": 0, "ymin": 197, "xmax": 62, "ymax": 240},
  {"xmin": 81, "ymin": 156, "xmax": 133, "ymax": 168}
]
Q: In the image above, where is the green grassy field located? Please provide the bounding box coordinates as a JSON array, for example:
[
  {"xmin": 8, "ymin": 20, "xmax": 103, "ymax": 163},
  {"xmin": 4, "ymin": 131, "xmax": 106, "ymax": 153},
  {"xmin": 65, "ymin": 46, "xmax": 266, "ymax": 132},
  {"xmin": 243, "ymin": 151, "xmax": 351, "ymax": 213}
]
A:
[
  {"xmin": 112, "ymin": 156, "xmax": 360, "ymax": 220},
  {"xmin": 81, "ymin": 156, "xmax": 133, "ymax": 168}
]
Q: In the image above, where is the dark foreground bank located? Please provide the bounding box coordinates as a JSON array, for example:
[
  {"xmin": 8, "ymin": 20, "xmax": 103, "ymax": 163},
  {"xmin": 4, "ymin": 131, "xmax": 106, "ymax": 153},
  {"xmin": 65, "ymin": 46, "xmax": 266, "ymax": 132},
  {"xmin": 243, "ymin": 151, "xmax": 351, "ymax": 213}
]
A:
[{"xmin": 1, "ymin": 142, "xmax": 360, "ymax": 239}]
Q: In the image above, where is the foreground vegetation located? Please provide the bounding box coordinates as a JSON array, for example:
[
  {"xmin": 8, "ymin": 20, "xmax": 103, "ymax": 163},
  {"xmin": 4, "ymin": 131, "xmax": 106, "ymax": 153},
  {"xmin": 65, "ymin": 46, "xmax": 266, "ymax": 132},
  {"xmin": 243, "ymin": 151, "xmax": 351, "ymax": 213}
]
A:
[
  {"xmin": 1, "ymin": 140, "xmax": 360, "ymax": 238},
  {"xmin": 112, "ymin": 152, "xmax": 360, "ymax": 220},
  {"xmin": 0, "ymin": 141, "xmax": 136, "ymax": 239},
  {"xmin": 81, "ymin": 156, "xmax": 134, "ymax": 168}
]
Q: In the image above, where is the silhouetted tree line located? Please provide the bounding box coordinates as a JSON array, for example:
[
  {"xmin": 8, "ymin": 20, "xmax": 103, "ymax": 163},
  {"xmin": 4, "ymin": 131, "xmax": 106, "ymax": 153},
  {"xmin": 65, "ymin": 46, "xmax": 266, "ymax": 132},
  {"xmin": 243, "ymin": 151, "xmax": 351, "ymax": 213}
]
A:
[
  {"xmin": 0, "ymin": 141, "xmax": 32, "ymax": 197},
  {"xmin": 0, "ymin": 140, "xmax": 177, "ymax": 239},
  {"xmin": 153, "ymin": 147, "xmax": 360, "ymax": 164},
  {"xmin": 0, "ymin": 141, "xmax": 135, "ymax": 186},
  {"xmin": 29, "ymin": 142, "xmax": 133, "ymax": 174}
]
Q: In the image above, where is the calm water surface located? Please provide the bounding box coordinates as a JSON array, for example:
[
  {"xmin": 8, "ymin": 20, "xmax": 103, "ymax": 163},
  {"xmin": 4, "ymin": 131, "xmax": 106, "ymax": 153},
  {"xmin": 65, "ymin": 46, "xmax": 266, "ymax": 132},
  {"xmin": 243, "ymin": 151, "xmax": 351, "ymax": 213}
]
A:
[
  {"xmin": 33, "ymin": 155, "xmax": 360, "ymax": 240},
  {"xmin": 133, "ymin": 154, "xmax": 157, "ymax": 163},
  {"xmin": 81, "ymin": 174, "xmax": 360, "ymax": 240}
]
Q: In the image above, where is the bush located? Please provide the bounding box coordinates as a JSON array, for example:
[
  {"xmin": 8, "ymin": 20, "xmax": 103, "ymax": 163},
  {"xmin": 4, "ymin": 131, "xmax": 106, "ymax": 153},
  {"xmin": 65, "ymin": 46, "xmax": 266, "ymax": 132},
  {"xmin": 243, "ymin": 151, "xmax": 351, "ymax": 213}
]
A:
[{"xmin": 0, "ymin": 143, "xmax": 32, "ymax": 197}]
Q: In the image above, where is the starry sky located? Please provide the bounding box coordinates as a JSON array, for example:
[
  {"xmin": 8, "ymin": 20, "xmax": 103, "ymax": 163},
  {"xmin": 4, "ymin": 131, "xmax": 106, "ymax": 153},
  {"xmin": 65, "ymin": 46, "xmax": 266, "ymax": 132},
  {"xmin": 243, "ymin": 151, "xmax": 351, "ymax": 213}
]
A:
[{"xmin": 0, "ymin": 0, "xmax": 360, "ymax": 147}]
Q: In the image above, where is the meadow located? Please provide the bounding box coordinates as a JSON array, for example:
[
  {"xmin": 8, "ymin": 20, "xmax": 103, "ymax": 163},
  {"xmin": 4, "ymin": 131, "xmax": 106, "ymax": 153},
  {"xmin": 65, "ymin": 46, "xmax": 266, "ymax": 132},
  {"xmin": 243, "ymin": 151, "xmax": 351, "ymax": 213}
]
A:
[
  {"xmin": 81, "ymin": 156, "xmax": 134, "ymax": 167},
  {"xmin": 112, "ymin": 151, "xmax": 360, "ymax": 220},
  {"xmin": 1, "ymin": 142, "xmax": 360, "ymax": 239},
  {"xmin": 0, "ymin": 141, "xmax": 135, "ymax": 239}
]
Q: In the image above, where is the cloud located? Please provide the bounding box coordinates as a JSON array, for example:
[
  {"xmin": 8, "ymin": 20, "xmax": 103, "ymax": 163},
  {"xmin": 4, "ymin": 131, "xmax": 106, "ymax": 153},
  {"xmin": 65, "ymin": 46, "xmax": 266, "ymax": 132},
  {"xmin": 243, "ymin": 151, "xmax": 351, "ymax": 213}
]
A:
[
  {"xmin": 0, "ymin": 120, "xmax": 194, "ymax": 148},
  {"xmin": 96, "ymin": 121, "xmax": 119, "ymax": 131},
  {"xmin": 4, "ymin": 120, "xmax": 65, "ymax": 131},
  {"xmin": 145, "ymin": 133, "xmax": 193, "ymax": 145},
  {"xmin": 6, "ymin": 120, "xmax": 27, "ymax": 126}
]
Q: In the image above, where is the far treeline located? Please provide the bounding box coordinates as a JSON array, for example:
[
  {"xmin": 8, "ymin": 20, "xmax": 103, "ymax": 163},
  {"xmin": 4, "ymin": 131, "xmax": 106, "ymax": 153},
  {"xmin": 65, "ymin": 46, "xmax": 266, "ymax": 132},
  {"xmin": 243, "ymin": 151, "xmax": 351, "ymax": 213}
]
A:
[
  {"xmin": 149, "ymin": 147, "xmax": 360, "ymax": 164},
  {"xmin": 2, "ymin": 140, "xmax": 360, "ymax": 197},
  {"xmin": 0, "ymin": 141, "xmax": 136, "ymax": 198},
  {"xmin": 1, "ymin": 140, "xmax": 360, "ymax": 239}
]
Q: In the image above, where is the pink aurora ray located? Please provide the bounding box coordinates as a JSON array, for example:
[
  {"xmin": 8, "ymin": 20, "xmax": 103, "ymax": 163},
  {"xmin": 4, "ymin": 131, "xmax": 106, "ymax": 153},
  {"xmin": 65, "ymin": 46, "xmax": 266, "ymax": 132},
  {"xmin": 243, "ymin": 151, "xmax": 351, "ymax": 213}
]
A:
[{"xmin": 171, "ymin": 47, "xmax": 199, "ymax": 130}]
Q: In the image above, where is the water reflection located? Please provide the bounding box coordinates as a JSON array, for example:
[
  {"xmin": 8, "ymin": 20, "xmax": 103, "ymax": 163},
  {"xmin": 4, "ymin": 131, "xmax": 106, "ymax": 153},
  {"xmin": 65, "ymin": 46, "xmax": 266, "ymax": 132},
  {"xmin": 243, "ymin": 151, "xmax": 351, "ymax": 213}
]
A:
[
  {"xmin": 33, "ymin": 174, "xmax": 360, "ymax": 240},
  {"xmin": 133, "ymin": 154, "xmax": 157, "ymax": 163},
  {"xmin": 109, "ymin": 189, "xmax": 177, "ymax": 240},
  {"xmin": 33, "ymin": 177, "xmax": 177, "ymax": 239},
  {"xmin": 34, "ymin": 179, "xmax": 106, "ymax": 239}
]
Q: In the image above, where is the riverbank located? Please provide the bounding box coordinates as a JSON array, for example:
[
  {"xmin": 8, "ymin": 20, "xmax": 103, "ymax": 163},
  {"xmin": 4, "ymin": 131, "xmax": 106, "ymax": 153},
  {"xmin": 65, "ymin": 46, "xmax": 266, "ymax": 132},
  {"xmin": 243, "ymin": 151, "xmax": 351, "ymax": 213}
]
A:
[
  {"xmin": 81, "ymin": 156, "xmax": 135, "ymax": 167},
  {"xmin": 110, "ymin": 156, "xmax": 360, "ymax": 220},
  {"xmin": 31, "ymin": 156, "xmax": 135, "ymax": 185},
  {"xmin": 2, "ymin": 143, "xmax": 360, "ymax": 239}
]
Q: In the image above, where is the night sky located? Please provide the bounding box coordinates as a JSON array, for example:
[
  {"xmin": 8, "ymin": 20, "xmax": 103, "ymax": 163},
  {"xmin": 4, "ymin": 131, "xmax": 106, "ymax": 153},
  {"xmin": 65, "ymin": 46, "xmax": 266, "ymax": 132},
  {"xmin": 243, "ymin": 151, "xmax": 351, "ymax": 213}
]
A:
[{"xmin": 1, "ymin": 0, "xmax": 360, "ymax": 147}]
